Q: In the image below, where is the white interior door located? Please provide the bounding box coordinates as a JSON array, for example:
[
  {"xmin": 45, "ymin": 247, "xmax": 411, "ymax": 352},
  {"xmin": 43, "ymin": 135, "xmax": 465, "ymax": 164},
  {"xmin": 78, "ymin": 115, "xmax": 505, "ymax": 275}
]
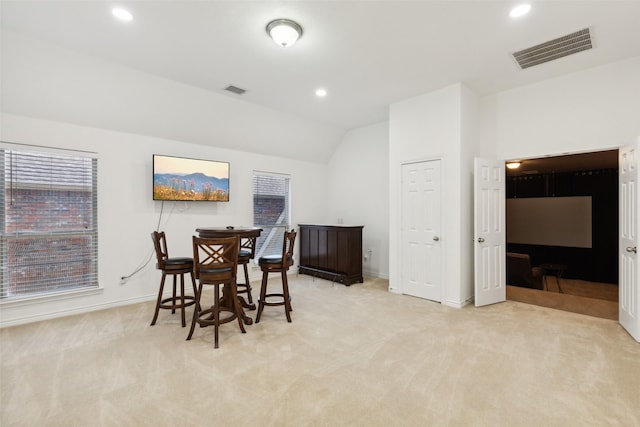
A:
[
  {"xmin": 474, "ymin": 158, "xmax": 506, "ymax": 307},
  {"xmin": 619, "ymin": 143, "xmax": 640, "ymax": 342},
  {"xmin": 401, "ymin": 160, "xmax": 442, "ymax": 302}
]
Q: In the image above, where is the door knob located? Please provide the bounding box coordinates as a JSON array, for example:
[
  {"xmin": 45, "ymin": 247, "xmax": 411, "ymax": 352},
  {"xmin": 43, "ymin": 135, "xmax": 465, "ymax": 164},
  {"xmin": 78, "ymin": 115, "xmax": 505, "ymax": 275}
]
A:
[
  {"xmin": 626, "ymin": 246, "xmax": 637, "ymax": 253},
  {"xmin": 477, "ymin": 237, "xmax": 485, "ymax": 243},
  {"xmin": 433, "ymin": 236, "xmax": 440, "ymax": 242}
]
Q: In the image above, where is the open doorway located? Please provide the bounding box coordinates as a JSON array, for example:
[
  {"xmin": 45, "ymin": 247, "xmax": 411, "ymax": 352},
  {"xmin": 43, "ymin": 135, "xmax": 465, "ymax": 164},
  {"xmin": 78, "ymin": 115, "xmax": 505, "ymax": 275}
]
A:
[{"xmin": 504, "ymin": 149, "xmax": 619, "ymax": 319}]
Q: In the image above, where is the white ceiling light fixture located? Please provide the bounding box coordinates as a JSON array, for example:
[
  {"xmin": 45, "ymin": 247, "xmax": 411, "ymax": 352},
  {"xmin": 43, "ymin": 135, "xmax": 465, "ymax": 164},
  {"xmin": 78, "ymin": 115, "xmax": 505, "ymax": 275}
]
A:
[
  {"xmin": 506, "ymin": 162, "xmax": 522, "ymax": 169},
  {"xmin": 509, "ymin": 4, "xmax": 531, "ymax": 18},
  {"xmin": 266, "ymin": 19, "xmax": 303, "ymax": 47},
  {"xmin": 315, "ymin": 88, "xmax": 327, "ymax": 97},
  {"xmin": 112, "ymin": 7, "xmax": 133, "ymax": 22}
]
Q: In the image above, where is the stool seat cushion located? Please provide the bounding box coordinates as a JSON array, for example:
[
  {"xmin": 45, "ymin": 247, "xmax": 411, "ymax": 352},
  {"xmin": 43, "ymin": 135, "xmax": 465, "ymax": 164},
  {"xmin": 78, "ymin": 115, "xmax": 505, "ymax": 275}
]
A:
[
  {"xmin": 259, "ymin": 254, "xmax": 293, "ymax": 265},
  {"xmin": 200, "ymin": 266, "xmax": 233, "ymax": 274},
  {"xmin": 164, "ymin": 257, "xmax": 193, "ymax": 266},
  {"xmin": 238, "ymin": 250, "xmax": 252, "ymax": 258}
]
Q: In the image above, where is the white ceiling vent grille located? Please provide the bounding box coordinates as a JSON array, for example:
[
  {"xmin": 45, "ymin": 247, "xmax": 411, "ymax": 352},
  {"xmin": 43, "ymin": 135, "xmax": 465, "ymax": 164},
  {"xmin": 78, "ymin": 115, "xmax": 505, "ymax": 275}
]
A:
[
  {"xmin": 224, "ymin": 85, "xmax": 246, "ymax": 95},
  {"xmin": 512, "ymin": 28, "xmax": 592, "ymax": 70}
]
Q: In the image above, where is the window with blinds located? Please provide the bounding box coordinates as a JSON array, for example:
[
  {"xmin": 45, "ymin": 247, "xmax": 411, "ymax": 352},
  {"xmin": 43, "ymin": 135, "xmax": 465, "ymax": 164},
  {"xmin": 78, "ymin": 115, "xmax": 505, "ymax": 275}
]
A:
[
  {"xmin": 253, "ymin": 172, "xmax": 290, "ymax": 259},
  {"xmin": 0, "ymin": 147, "xmax": 98, "ymax": 300}
]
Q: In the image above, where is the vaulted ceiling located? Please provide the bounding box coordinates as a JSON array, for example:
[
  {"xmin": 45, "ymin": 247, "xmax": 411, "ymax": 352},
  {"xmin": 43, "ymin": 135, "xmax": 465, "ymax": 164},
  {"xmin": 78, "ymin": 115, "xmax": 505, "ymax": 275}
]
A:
[{"xmin": 2, "ymin": 1, "xmax": 640, "ymax": 161}]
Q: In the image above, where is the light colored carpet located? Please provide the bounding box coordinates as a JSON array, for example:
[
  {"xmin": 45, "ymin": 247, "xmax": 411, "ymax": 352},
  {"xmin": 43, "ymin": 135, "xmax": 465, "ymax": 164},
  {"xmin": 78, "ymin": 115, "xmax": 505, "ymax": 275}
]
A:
[{"xmin": 2, "ymin": 275, "xmax": 639, "ymax": 426}]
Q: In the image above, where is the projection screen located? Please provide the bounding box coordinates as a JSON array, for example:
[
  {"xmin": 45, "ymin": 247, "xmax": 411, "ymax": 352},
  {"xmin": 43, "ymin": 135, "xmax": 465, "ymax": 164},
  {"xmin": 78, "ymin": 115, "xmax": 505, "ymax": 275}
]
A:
[{"xmin": 506, "ymin": 196, "xmax": 592, "ymax": 248}]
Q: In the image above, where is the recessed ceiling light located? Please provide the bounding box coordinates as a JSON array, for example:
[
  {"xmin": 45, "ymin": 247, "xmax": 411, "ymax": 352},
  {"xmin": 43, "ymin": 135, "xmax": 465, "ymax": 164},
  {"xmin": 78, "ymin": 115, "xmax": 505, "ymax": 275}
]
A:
[
  {"xmin": 315, "ymin": 88, "xmax": 327, "ymax": 97},
  {"xmin": 112, "ymin": 7, "xmax": 133, "ymax": 22},
  {"xmin": 509, "ymin": 4, "xmax": 531, "ymax": 18}
]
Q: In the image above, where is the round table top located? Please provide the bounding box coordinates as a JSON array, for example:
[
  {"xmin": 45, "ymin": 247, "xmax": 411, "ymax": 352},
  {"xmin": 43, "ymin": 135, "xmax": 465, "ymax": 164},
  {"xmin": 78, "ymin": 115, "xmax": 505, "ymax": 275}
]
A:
[{"xmin": 195, "ymin": 227, "xmax": 262, "ymax": 238}]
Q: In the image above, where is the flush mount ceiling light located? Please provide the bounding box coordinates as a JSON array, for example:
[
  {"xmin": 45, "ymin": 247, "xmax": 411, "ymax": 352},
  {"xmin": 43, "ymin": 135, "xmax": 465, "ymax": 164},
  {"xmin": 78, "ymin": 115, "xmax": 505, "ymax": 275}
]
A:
[
  {"xmin": 266, "ymin": 19, "xmax": 303, "ymax": 47},
  {"xmin": 112, "ymin": 7, "xmax": 133, "ymax": 22},
  {"xmin": 315, "ymin": 88, "xmax": 327, "ymax": 97},
  {"xmin": 506, "ymin": 162, "xmax": 522, "ymax": 170}
]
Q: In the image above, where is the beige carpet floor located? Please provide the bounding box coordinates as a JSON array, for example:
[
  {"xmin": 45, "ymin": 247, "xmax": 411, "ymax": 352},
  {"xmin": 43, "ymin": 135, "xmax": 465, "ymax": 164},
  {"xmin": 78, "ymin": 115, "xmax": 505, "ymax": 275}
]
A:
[{"xmin": 2, "ymin": 275, "xmax": 640, "ymax": 426}]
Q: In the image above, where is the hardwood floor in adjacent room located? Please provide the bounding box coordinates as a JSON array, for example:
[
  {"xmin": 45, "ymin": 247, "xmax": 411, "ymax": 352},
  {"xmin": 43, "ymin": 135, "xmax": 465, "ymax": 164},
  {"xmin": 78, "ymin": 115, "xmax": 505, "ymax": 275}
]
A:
[{"xmin": 507, "ymin": 278, "xmax": 619, "ymax": 320}]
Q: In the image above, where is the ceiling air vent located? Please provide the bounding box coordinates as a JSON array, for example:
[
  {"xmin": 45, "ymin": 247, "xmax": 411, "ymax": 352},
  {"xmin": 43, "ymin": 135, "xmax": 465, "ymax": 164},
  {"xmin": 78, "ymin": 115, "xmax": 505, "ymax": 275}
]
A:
[
  {"xmin": 224, "ymin": 85, "xmax": 246, "ymax": 95},
  {"xmin": 512, "ymin": 28, "xmax": 592, "ymax": 70}
]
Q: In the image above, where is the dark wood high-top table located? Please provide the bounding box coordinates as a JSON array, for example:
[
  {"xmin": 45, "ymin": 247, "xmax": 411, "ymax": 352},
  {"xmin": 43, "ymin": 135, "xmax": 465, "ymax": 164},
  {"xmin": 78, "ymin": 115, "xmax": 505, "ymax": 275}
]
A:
[
  {"xmin": 196, "ymin": 227, "xmax": 263, "ymax": 240},
  {"xmin": 195, "ymin": 227, "xmax": 262, "ymax": 325}
]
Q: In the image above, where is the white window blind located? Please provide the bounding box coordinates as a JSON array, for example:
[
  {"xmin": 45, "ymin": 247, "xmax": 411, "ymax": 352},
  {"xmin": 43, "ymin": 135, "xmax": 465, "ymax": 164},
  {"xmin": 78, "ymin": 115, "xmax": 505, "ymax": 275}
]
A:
[
  {"xmin": 253, "ymin": 172, "xmax": 290, "ymax": 259},
  {"xmin": 0, "ymin": 147, "xmax": 98, "ymax": 300}
]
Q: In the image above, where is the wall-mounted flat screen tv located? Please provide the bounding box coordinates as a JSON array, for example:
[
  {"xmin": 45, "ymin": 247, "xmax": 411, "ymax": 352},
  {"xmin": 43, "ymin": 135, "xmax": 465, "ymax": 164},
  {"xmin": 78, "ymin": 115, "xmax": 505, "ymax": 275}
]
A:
[{"xmin": 153, "ymin": 154, "xmax": 229, "ymax": 202}]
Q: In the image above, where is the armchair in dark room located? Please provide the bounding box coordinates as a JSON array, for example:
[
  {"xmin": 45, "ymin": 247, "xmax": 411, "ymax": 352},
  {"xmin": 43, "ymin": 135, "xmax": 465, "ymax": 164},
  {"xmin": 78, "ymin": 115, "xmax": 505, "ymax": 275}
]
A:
[{"xmin": 506, "ymin": 252, "xmax": 544, "ymax": 290}]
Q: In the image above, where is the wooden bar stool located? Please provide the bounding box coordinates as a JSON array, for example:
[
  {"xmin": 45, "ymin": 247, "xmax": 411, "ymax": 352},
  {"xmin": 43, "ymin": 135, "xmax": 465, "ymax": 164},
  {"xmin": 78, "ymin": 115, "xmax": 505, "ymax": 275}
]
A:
[
  {"xmin": 150, "ymin": 231, "xmax": 197, "ymax": 327},
  {"xmin": 255, "ymin": 229, "xmax": 296, "ymax": 323},
  {"xmin": 187, "ymin": 236, "xmax": 246, "ymax": 348},
  {"xmin": 237, "ymin": 235, "xmax": 257, "ymax": 305}
]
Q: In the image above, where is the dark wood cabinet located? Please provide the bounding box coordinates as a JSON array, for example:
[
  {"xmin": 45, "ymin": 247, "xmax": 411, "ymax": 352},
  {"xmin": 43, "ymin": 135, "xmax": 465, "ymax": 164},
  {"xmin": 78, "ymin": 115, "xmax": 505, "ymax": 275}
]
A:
[{"xmin": 298, "ymin": 224, "xmax": 364, "ymax": 285}]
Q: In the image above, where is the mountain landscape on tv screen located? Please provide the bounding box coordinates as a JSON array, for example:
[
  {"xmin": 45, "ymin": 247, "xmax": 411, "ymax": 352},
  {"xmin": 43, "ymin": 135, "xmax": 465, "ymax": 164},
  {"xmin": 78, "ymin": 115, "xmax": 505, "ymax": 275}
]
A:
[{"xmin": 153, "ymin": 172, "xmax": 229, "ymax": 201}]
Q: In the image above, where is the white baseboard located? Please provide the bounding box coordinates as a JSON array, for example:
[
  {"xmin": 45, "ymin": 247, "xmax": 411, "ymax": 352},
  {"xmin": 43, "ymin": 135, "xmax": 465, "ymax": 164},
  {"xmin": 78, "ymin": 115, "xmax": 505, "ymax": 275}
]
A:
[
  {"xmin": 442, "ymin": 297, "xmax": 473, "ymax": 309},
  {"xmin": 363, "ymin": 268, "xmax": 389, "ymax": 280},
  {"xmin": 1, "ymin": 267, "xmax": 389, "ymax": 328},
  {"xmin": 0, "ymin": 294, "xmax": 156, "ymax": 328}
]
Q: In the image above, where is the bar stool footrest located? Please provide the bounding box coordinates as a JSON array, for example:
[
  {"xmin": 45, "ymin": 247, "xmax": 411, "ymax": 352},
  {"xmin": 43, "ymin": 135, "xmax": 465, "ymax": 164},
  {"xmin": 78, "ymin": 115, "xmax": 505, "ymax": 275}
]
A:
[
  {"xmin": 236, "ymin": 283, "xmax": 252, "ymax": 293},
  {"xmin": 261, "ymin": 292, "xmax": 289, "ymax": 306},
  {"xmin": 159, "ymin": 295, "xmax": 196, "ymax": 310},
  {"xmin": 194, "ymin": 307, "xmax": 240, "ymax": 327}
]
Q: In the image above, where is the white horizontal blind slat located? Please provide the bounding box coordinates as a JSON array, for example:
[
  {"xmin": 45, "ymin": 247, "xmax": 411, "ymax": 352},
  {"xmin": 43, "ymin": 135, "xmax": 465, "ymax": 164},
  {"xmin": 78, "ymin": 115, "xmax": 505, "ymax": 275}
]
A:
[
  {"xmin": 253, "ymin": 173, "xmax": 290, "ymax": 259},
  {"xmin": 0, "ymin": 142, "xmax": 98, "ymax": 159},
  {"xmin": 1, "ymin": 147, "xmax": 98, "ymax": 300}
]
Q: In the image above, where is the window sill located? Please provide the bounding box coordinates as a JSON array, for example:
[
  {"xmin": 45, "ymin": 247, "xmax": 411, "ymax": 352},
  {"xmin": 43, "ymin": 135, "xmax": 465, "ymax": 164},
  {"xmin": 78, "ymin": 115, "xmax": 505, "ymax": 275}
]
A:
[{"xmin": 0, "ymin": 286, "xmax": 104, "ymax": 307}]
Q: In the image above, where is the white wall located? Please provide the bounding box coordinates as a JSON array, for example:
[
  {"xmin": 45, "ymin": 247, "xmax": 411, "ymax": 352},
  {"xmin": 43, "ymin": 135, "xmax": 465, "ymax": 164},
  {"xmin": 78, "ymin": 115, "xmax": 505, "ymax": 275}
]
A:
[
  {"xmin": 476, "ymin": 56, "xmax": 640, "ymax": 339},
  {"xmin": 327, "ymin": 121, "xmax": 390, "ymax": 279},
  {"xmin": 387, "ymin": 57, "xmax": 639, "ymax": 310},
  {"xmin": 479, "ymin": 56, "xmax": 640, "ymax": 159},
  {"xmin": 0, "ymin": 29, "xmax": 343, "ymax": 327},
  {"xmin": 1, "ymin": 30, "xmax": 346, "ymax": 163},
  {"xmin": 0, "ymin": 28, "xmax": 395, "ymax": 327},
  {"xmin": 0, "ymin": 113, "xmax": 329, "ymax": 327},
  {"xmin": 459, "ymin": 84, "xmax": 480, "ymax": 303},
  {"xmin": 3, "ymin": 25, "xmax": 638, "ymax": 326},
  {"xmin": 389, "ymin": 83, "xmax": 477, "ymax": 307}
]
